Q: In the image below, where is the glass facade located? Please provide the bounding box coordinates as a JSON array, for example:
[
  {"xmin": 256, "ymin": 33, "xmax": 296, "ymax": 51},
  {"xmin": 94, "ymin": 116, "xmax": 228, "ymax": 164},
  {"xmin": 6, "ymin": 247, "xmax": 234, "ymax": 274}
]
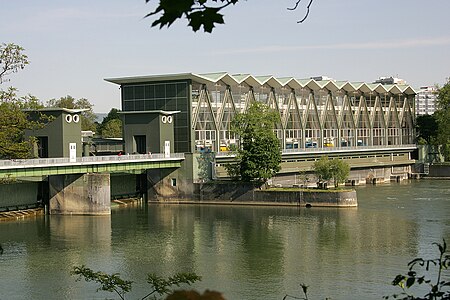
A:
[
  {"xmin": 190, "ymin": 78, "xmax": 415, "ymax": 153},
  {"xmin": 121, "ymin": 80, "xmax": 191, "ymax": 153}
]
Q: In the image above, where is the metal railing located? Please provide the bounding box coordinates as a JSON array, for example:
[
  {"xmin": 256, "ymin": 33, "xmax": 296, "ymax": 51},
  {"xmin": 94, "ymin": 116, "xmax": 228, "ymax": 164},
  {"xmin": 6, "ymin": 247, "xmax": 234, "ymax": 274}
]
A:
[
  {"xmin": 215, "ymin": 144, "xmax": 417, "ymax": 157},
  {"xmin": 281, "ymin": 144, "xmax": 417, "ymax": 154},
  {"xmin": 0, "ymin": 153, "xmax": 185, "ymax": 169}
]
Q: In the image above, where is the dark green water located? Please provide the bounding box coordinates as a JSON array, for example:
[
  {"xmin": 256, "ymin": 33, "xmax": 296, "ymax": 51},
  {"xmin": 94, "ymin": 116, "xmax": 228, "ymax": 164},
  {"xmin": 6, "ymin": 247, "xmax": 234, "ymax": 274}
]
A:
[{"xmin": 1, "ymin": 180, "xmax": 449, "ymax": 300}]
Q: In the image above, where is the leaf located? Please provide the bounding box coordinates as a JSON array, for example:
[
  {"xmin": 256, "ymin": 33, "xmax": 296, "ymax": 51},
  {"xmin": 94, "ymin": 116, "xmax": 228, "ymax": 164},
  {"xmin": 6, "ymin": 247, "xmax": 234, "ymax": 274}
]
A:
[
  {"xmin": 406, "ymin": 277, "xmax": 415, "ymax": 288},
  {"xmin": 188, "ymin": 8, "xmax": 224, "ymax": 33}
]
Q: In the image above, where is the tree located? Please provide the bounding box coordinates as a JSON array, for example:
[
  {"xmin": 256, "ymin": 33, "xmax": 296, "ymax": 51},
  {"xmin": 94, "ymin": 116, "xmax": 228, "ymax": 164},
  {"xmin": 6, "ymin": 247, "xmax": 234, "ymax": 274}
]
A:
[
  {"xmin": 312, "ymin": 156, "xmax": 332, "ymax": 183},
  {"xmin": 416, "ymin": 114, "xmax": 438, "ymax": 145},
  {"xmin": 145, "ymin": 0, "xmax": 314, "ymax": 33},
  {"xmin": 328, "ymin": 159, "xmax": 350, "ymax": 188},
  {"xmin": 312, "ymin": 156, "xmax": 350, "ymax": 188},
  {"xmin": 435, "ymin": 79, "xmax": 450, "ymax": 161},
  {"xmin": 0, "ymin": 87, "xmax": 46, "ymax": 159},
  {"xmin": 0, "ymin": 43, "xmax": 29, "ymax": 84},
  {"xmin": 225, "ymin": 101, "xmax": 281, "ymax": 182},
  {"xmin": 46, "ymin": 95, "xmax": 97, "ymax": 131},
  {"xmin": 0, "ymin": 44, "xmax": 46, "ymax": 159},
  {"xmin": 98, "ymin": 108, "xmax": 123, "ymax": 138},
  {"xmin": 101, "ymin": 119, "xmax": 122, "ymax": 138}
]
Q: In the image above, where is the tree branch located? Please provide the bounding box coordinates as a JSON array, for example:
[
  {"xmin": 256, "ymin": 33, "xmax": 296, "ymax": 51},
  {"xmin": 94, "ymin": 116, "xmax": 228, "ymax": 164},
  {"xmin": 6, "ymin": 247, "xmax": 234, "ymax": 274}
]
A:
[{"xmin": 287, "ymin": 0, "xmax": 314, "ymax": 23}]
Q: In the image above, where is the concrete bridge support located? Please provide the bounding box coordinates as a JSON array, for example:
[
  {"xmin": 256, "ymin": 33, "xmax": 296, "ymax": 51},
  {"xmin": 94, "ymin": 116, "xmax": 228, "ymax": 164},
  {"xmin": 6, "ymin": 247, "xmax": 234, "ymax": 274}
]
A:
[
  {"xmin": 146, "ymin": 168, "xmax": 179, "ymax": 200},
  {"xmin": 48, "ymin": 173, "xmax": 111, "ymax": 215}
]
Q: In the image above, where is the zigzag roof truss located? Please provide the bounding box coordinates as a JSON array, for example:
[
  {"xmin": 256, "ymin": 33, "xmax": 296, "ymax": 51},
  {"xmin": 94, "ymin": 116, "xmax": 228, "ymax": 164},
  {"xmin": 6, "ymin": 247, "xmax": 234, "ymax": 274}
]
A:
[
  {"xmin": 303, "ymin": 90, "xmax": 321, "ymax": 130},
  {"xmin": 371, "ymin": 95, "xmax": 387, "ymax": 129},
  {"xmin": 401, "ymin": 97, "xmax": 414, "ymax": 128},
  {"xmin": 283, "ymin": 90, "xmax": 303, "ymax": 131},
  {"xmin": 242, "ymin": 88, "xmax": 256, "ymax": 113},
  {"xmin": 339, "ymin": 94, "xmax": 356, "ymax": 129},
  {"xmin": 193, "ymin": 86, "xmax": 218, "ymax": 131},
  {"xmin": 266, "ymin": 87, "xmax": 280, "ymax": 112},
  {"xmin": 356, "ymin": 96, "xmax": 371, "ymax": 129},
  {"xmin": 279, "ymin": 89, "xmax": 291, "ymax": 129},
  {"xmin": 321, "ymin": 92, "xmax": 339, "ymax": 130},
  {"xmin": 218, "ymin": 87, "xmax": 237, "ymax": 131},
  {"xmin": 387, "ymin": 95, "xmax": 400, "ymax": 129},
  {"xmin": 191, "ymin": 88, "xmax": 205, "ymax": 128}
]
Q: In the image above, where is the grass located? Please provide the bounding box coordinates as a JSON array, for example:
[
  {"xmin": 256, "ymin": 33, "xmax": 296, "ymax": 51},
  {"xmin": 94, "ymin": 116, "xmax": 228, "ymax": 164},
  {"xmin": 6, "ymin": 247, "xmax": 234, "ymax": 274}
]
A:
[{"xmin": 266, "ymin": 187, "xmax": 355, "ymax": 193}]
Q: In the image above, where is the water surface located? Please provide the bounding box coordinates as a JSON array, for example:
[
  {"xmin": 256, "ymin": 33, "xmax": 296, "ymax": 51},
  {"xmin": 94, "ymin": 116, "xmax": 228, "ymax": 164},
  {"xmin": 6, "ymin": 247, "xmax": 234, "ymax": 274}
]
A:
[{"xmin": 1, "ymin": 180, "xmax": 449, "ymax": 299}]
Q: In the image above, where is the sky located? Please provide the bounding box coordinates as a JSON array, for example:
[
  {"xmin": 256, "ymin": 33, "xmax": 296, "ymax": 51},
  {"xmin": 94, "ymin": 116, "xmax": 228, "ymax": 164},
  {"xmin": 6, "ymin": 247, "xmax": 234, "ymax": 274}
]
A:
[{"xmin": 1, "ymin": 0, "xmax": 450, "ymax": 113}]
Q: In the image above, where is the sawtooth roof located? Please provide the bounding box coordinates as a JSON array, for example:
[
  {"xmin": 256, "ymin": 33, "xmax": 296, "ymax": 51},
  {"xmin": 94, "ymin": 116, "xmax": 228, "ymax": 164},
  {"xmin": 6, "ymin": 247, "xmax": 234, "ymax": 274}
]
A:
[{"xmin": 105, "ymin": 72, "xmax": 416, "ymax": 95}]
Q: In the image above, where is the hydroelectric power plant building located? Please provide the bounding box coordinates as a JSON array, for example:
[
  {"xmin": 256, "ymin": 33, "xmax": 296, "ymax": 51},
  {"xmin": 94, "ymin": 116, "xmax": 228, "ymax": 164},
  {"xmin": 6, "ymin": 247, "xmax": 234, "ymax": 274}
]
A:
[
  {"xmin": 105, "ymin": 72, "xmax": 417, "ymax": 184},
  {"xmin": 0, "ymin": 72, "xmax": 420, "ymax": 214}
]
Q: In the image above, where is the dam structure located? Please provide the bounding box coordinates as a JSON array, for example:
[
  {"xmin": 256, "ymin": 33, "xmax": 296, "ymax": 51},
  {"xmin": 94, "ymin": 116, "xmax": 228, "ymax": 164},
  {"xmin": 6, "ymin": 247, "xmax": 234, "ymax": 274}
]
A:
[
  {"xmin": 0, "ymin": 72, "xmax": 418, "ymax": 213},
  {"xmin": 106, "ymin": 72, "xmax": 417, "ymax": 185}
]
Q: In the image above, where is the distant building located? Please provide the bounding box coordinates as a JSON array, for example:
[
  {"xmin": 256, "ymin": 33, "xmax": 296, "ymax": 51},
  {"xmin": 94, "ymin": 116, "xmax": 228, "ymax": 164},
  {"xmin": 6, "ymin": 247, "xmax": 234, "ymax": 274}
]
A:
[
  {"xmin": 415, "ymin": 86, "xmax": 437, "ymax": 115},
  {"xmin": 310, "ymin": 75, "xmax": 333, "ymax": 81},
  {"xmin": 374, "ymin": 76, "xmax": 406, "ymax": 85}
]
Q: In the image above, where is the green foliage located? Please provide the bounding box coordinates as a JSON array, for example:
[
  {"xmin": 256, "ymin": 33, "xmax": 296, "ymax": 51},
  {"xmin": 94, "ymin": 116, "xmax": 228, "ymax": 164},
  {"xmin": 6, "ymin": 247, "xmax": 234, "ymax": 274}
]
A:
[
  {"xmin": 0, "ymin": 87, "xmax": 46, "ymax": 159},
  {"xmin": 0, "ymin": 43, "xmax": 48, "ymax": 159},
  {"xmin": 312, "ymin": 156, "xmax": 350, "ymax": 188},
  {"xmin": 434, "ymin": 79, "xmax": 450, "ymax": 161},
  {"xmin": 384, "ymin": 239, "xmax": 450, "ymax": 300},
  {"xmin": 100, "ymin": 108, "xmax": 121, "ymax": 125},
  {"xmin": 416, "ymin": 114, "xmax": 438, "ymax": 145},
  {"xmin": 145, "ymin": 0, "xmax": 237, "ymax": 33},
  {"xmin": 144, "ymin": 273, "xmax": 202, "ymax": 299},
  {"xmin": 101, "ymin": 119, "xmax": 123, "ymax": 138},
  {"xmin": 71, "ymin": 265, "xmax": 132, "ymax": 300},
  {"xmin": 144, "ymin": 0, "xmax": 313, "ymax": 33},
  {"xmin": 98, "ymin": 108, "xmax": 122, "ymax": 137},
  {"xmin": 0, "ymin": 43, "xmax": 29, "ymax": 84},
  {"xmin": 46, "ymin": 95, "xmax": 96, "ymax": 131},
  {"xmin": 296, "ymin": 170, "xmax": 311, "ymax": 187},
  {"xmin": 71, "ymin": 265, "xmax": 201, "ymax": 300},
  {"xmin": 312, "ymin": 156, "xmax": 331, "ymax": 182},
  {"xmin": 437, "ymin": 79, "xmax": 450, "ymax": 110},
  {"xmin": 197, "ymin": 151, "xmax": 215, "ymax": 182},
  {"xmin": 225, "ymin": 102, "xmax": 281, "ymax": 182}
]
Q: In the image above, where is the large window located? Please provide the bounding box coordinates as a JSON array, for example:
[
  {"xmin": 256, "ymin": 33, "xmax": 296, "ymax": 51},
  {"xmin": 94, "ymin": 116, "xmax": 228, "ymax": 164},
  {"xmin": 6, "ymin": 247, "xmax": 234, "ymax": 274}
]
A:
[{"xmin": 122, "ymin": 81, "xmax": 191, "ymax": 153}]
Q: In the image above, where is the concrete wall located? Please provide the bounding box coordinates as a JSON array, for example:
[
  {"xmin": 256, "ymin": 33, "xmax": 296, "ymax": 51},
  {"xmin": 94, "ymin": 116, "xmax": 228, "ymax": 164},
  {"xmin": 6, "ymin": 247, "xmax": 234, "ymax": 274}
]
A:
[
  {"xmin": 0, "ymin": 181, "xmax": 39, "ymax": 209},
  {"xmin": 110, "ymin": 174, "xmax": 141, "ymax": 198},
  {"xmin": 145, "ymin": 153, "xmax": 197, "ymax": 201},
  {"xmin": 427, "ymin": 164, "xmax": 450, "ymax": 177},
  {"xmin": 25, "ymin": 110, "xmax": 82, "ymax": 158},
  {"xmin": 272, "ymin": 165, "xmax": 410, "ymax": 187},
  {"xmin": 192, "ymin": 182, "xmax": 357, "ymax": 207},
  {"xmin": 48, "ymin": 174, "xmax": 111, "ymax": 215},
  {"xmin": 123, "ymin": 113, "xmax": 174, "ymax": 154}
]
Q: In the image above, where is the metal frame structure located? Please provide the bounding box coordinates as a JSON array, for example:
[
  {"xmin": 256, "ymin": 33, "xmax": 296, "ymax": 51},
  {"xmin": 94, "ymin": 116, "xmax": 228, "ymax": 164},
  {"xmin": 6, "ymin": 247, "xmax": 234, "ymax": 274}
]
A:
[
  {"xmin": 106, "ymin": 72, "xmax": 416, "ymax": 154},
  {"xmin": 189, "ymin": 72, "xmax": 416, "ymax": 152}
]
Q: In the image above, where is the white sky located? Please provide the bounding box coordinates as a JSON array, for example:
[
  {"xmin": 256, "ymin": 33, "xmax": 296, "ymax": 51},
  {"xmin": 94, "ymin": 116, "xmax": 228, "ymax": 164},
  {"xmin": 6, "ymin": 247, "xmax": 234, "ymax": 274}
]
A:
[{"xmin": 1, "ymin": 0, "xmax": 450, "ymax": 112}]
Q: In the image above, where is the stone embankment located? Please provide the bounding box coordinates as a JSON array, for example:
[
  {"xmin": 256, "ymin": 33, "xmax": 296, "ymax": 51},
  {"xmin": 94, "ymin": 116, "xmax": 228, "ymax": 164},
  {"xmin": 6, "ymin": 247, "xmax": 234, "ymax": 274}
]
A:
[{"xmin": 157, "ymin": 182, "xmax": 358, "ymax": 207}]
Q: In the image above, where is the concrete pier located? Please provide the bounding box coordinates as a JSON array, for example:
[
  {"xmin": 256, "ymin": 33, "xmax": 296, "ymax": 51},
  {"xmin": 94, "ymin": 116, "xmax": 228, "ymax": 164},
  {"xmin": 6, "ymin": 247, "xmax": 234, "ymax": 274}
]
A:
[{"xmin": 49, "ymin": 173, "xmax": 111, "ymax": 215}]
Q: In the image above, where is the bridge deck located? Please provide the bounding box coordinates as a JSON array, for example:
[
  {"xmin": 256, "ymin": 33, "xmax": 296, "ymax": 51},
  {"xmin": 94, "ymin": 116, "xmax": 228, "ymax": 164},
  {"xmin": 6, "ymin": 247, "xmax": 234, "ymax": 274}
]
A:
[{"xmin": 0, "ymin": 153, "xmax": 185, "ymax": 179}]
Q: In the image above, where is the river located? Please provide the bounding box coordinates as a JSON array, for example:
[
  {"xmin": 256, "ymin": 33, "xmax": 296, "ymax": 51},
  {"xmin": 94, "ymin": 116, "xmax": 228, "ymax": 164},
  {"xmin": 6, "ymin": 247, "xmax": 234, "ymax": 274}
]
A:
[{"xmin": 1, "ymin": 180, "xmax": 449, "ymax": 300}]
